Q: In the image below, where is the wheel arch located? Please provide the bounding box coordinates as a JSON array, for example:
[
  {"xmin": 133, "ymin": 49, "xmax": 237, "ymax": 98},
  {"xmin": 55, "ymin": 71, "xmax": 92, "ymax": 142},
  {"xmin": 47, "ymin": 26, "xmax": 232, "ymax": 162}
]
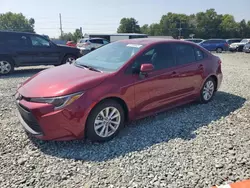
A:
[
  {"xmin": 0, "ymin": 55, "xmax": 16, "ymax": 65},
  {"xmin": 87, "ymin": 96, "xmax": 129, "ymax": 123},
  {"xmin": 201, "ymin": 74, "xmax": 218, "ymax": 91}
]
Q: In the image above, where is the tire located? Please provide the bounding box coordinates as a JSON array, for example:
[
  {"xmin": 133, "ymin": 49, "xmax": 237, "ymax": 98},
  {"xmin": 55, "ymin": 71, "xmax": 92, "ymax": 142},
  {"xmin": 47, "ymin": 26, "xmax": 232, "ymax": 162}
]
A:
[
  {"xmin": 216, "ymin": 47, "xmax": 223, "ymax": 53},
  {"xmin": 91, "ymin": 48, "xmax": 96, "ymax": 51},
  {"xmin": 0, "ymin": 58, "xmax": 14, "ymax": 75},
  {"xmin": 86, "ymin": 99, "xmax": 125, "ymax": 142},
  {"xmin": 200, "ymin": 77, "xmax": 216, "ymax": 104},
  {"xmin": 61, "ymin": 55, "xmax": 76, "ymax": 65}
]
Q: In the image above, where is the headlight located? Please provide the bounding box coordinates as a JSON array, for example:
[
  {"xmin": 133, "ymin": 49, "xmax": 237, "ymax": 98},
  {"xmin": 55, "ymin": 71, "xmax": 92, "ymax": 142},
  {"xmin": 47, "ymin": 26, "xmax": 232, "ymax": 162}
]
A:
[{"xmin": 30, "ymin": 92, "xmax": 83, "ymax": 110}]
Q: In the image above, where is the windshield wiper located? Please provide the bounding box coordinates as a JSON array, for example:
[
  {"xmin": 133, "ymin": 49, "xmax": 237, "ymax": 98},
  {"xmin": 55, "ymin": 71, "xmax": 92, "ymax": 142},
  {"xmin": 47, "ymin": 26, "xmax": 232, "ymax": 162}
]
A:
[{"xmin": 75, "ymin": 63, "xmax": 102, "ymax": 72}]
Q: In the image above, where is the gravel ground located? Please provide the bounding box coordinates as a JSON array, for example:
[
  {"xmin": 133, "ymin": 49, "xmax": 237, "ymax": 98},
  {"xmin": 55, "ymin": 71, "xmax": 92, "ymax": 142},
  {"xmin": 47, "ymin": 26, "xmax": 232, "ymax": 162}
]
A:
[{"xmin": 0, "ymin": 53, "xmax": 250, "ymax": 188}]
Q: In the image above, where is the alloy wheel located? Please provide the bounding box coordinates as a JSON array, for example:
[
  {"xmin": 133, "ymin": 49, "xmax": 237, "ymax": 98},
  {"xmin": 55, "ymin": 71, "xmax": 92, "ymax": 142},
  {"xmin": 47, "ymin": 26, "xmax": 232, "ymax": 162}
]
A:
[
  {"xmin": 202, "ymin": 80, "xmax": 215, "ymax": 101},
  {"xmin": 0, "ymin": 61, "xmax": 12, "ymax": 74},
  {"xmin": 94, "ymin": 107, "xmax": 121, "ymax": 138}
]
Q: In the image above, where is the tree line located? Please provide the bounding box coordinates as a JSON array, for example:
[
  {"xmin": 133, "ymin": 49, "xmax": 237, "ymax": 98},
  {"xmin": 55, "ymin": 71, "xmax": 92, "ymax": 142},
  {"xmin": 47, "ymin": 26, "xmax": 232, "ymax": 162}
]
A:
[
  {"xmin": 117, "ymin": 9, "xmax": 250, "ymax": 39},
  {"xmin": 1, "ymin": 9, "xmax": 250, "ymax": 41}
]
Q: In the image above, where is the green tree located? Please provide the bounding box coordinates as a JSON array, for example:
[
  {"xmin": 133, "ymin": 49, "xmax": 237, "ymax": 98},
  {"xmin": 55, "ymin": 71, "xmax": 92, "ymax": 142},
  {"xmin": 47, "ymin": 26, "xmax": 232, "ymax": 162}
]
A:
[
  {"xmin": 117, "ymin": 18, "xmax": 141, "ymax": 33},
  {"xmin": 73, "ymin": 28, "xmax": 83, "ymax": 42},
  {"xmin": 238, "ymin": 19, "xmax": 248, "ymax": 38},
  {"xmin": 219, "ymin": 14, "xmax": 238, "ymax": 38},
  {"xmin": 59, "ymin": 32, "xmax": 74, "ymax": 41},
  {"xmin": 148, "ymin": 23, "xmax": 163, "ymax": 36},
  {"xmin": 59, "ymin": 29, "xmax": 83, "ymax": 42},
  {"xmin": 140, "ymin": 24, "xmax": 149, "ymax": 34},
  {"xmin": 0, "ymin": 12, "xmax": 35, "ymax": 33},
  {"xmin": 159, "ymin": 13, "xmax": 190, "ymax": 38}
]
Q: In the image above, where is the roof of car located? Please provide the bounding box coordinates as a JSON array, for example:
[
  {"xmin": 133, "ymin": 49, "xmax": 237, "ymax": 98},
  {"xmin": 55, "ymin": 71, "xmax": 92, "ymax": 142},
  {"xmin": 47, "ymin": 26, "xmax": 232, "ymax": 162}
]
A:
[
  {"xmin": 0, "ymin": 30, "xmax": 39, "ymax": 35},
  {"xmin": 119, "ymin": 38, "xmax": 192, "ymax": 45},
  {"xmin": 80, "ymin": 37, "xmax": 106, "ymax": 40}
]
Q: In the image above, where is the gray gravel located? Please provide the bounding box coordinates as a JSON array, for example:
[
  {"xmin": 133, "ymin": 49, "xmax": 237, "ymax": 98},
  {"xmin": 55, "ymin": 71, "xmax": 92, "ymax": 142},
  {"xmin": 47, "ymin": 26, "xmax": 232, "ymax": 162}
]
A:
[{"xmin": 0, "ymin": 53, "xmax": 250, "ymax": 188}]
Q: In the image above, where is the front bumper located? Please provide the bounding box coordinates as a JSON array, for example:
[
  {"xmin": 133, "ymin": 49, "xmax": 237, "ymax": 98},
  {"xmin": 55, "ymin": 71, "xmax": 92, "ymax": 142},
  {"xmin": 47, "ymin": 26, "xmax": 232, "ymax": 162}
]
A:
[
  {"xmin": 229, "ymin": 47, "xmax": 238, "ymax": 51},
  {"xmin": 16, "ymin": 96, "xmax": 89, "ymax": 141},
  {"xmin": 243, "ymin": 48, "xmax": 250, "ymax": 53}
]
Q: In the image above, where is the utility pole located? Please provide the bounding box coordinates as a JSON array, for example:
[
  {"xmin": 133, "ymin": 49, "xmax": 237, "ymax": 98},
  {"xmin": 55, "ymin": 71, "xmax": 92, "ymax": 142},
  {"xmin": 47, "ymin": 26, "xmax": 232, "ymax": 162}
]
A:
[{"xmin": 59, "ymin": 13, "xmax": 63, "ymax": 37}]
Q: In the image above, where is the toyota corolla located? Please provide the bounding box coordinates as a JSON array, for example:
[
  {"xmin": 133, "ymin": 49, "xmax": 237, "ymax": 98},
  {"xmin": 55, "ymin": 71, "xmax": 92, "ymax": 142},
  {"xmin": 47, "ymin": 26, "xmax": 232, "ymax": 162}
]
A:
[{"xmin": 15, "ymin": 38, "xmax": 223, "ymax": 142}]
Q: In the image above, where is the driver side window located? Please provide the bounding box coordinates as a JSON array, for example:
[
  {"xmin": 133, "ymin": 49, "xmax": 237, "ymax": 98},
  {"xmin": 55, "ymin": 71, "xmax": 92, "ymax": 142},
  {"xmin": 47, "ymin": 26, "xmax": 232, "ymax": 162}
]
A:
[
  {"xmin": 130, "ymin": 47, "xmax": 155, "ymax": 73},
  {"xmin": 127, "ymin": 43, "xmax": 175, "ymax": 74},
  {"xmin": 30, "ymin": 36, "xmax": 50, "ymax": 47}
]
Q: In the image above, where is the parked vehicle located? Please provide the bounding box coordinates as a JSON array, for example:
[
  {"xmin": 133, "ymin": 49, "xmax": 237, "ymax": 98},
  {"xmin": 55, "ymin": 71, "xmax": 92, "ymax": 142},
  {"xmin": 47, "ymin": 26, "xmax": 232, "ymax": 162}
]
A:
[
  {"xmin": 199, "ymin": 39, "xmax": 229, "ymax": 53},
  {"xmin": 226, "ymin": 38, "xmax": 242, "ymax": 45},
  {"xmin": 15, "ymin": 39, "xmax": 223, "ymax": 142},
  {"xmin": 184, "ymin": 38, "xmax": 204, "ymax": 43},
  {"xmin": 83, "ymin": 33, "xmax": 148, "ymax": 42},
  {"xmin": 77, "ymin": 37, "xmax": 109, "ymax": 51},
  {"xmin": 229, "ymin": 38, "xmax": 250, "ymax": 52},
  {"xmin": 66, "ymin": 41, "xmax": 76, "ymax": 48},
  {"xmin": 243, "ymin": 43, "xmax": 250, "ymax": 53},
  {"xmin": 0, "ymin": 31, "xmax": 82, "ymax": 75}
]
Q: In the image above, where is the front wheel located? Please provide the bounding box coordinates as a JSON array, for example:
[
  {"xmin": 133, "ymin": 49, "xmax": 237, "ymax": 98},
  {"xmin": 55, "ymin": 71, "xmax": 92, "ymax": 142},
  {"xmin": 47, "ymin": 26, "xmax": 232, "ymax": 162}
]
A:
[
  {"xmin": 200, "ymin": 78, "xmax": 216, "ymax": 103},
  {"xmin": 86, "ymin": 100, "xmax": 125, "ymax": 142}
]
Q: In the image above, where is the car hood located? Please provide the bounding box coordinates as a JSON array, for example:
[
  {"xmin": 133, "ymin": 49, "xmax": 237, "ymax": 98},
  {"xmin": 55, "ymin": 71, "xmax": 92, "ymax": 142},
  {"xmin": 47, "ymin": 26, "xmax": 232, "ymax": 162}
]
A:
[{"xmin": 18, "ymin": 64, "xmax": 110, "ymax": 98}]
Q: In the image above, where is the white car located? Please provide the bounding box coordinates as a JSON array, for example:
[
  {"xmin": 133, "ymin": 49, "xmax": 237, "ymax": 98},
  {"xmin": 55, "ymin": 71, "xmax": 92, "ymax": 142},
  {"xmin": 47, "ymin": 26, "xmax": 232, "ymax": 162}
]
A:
[
  {"xmin": 77, "ymin": 38, "xmax": 109, "ymax": 52},
  {"xmin": 229, "ymin": 39, "xmax": 250, "ymax": 52}
]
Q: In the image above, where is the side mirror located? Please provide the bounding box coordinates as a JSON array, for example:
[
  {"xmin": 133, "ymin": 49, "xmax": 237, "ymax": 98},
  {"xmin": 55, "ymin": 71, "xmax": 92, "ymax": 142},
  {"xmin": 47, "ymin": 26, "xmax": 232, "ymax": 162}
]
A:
[{"xmin": 140, "ymin": 63, "xmax": 154, "ymax": 74}]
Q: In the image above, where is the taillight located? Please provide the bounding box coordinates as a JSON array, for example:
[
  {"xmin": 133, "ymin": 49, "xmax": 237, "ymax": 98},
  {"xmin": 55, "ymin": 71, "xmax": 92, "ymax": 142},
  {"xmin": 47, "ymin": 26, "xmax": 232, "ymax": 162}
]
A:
[{"xmin": 224, "ymin": 43, "xmax": 229, "ymax": 46}]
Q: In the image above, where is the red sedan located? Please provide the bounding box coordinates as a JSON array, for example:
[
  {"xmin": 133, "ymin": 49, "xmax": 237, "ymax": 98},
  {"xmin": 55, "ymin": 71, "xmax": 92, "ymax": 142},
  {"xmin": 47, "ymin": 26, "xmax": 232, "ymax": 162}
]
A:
[{"xmin": 15, "ymin": 39, "xmax": 223, "ymax": 142}]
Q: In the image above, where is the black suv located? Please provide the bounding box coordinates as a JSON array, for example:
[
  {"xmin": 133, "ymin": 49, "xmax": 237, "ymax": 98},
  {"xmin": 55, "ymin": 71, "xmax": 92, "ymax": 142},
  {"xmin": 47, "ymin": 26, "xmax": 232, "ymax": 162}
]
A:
[{"xmin": 0, "ymin": 31, "xmax": 81, "ymax": 75}]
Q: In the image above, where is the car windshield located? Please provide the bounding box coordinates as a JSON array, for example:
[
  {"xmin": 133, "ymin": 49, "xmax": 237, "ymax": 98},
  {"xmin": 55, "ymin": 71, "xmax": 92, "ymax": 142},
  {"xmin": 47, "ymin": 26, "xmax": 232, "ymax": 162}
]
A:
[
  {"xmin": 240, "ymin": 39, "xmax": 248, "ymax": 43},
  {"xmin": 75, "ymin": 41, "xmax": 144, "ymax": 72}
]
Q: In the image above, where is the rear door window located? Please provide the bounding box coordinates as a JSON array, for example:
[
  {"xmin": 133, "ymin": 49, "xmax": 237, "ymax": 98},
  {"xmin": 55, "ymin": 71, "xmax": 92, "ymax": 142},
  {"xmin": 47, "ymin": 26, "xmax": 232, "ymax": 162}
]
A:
[
  {"xmin": 174, "ymin": 43, "xmax": 196, "ymax": 65},
  {"xmin": 4, "ymin": 34, "xmax": 30, "ymax": 47}
]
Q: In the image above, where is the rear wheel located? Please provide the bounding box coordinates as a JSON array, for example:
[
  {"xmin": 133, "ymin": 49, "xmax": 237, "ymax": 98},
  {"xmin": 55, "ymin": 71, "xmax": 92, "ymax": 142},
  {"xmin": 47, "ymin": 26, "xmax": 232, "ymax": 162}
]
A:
[
  {"xmin": 0, "ymin": 58, "xmax": 14, "ymax": 75},
  {"xmin": 200, "ymin": 77, "xmax": 216, "ymax": 103},
  {"xmin": 216, "ymin": 47, "xmax": 223, "ymax": 53},
  {"xmin": 62, "ymin": 55, "xmax": 76, "ymax": 64},
  {"xmin": 86, "ymin": 100, "xmax": 124, "ymax": 142}
]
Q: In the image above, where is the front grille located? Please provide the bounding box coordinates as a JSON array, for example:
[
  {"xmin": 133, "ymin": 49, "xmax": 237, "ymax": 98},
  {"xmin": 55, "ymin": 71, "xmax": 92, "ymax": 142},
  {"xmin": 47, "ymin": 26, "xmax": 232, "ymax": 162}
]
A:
[{"xmin": 17, "ymin": 103, "xmax": 43, "ymax": 134}]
